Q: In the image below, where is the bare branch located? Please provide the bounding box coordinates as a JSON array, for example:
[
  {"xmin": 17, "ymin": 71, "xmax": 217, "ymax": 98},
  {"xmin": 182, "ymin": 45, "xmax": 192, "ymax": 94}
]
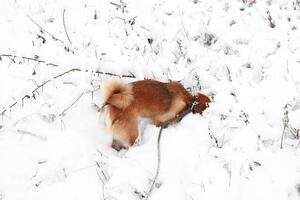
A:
[{"xmin": 94, "ymin": 70, "xmax": 136, "ymax": 78}]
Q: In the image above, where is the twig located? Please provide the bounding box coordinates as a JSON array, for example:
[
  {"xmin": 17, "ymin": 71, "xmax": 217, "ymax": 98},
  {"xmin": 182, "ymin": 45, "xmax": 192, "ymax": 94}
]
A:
[
  {"xmin": 96, "ymin": 162, "xmax": 106, "ymax": 200},
  {"xmin": 32, "ymin": 68, "xmax": 81, "ymax": 96},
  {"xmin": 281, "ymin": 108, "xmax": 289, "ymax": 149},
  {"xmin": 95, "ymin": 149, "xmax": 110, "ymax": 200},
  {"xmin": 110, "ymin": 1, "xmax": 122, "ymax": 9},
  {"xmin": 226, "ymin": 66, "xmax": 232, "ymax": 82},
  {"xmin": 13, "ymin": 113, "xmax": 37, "ymax": 127},
  {"xmin": 266, "ymin": 10, "xmax": 275, "ymax": 28},
  {"xmin": 177, "ymin": 7, "xmax": 191, "ymax": 45},
  {"xmin": 0, "ymin": 54, "xmax": 137, "ymax": 78},
  {"xmin": 208, "ymin": 128, "xmax": 220, "ymax": 147},
  {"xmin": 17, "ymin": 129, "xmax": 47, "ymax": 141},
  {"xmin": 63, "ymin": 9, "xmax": 72, "ymax": 45},
  {"xmin": 94, "ymin": 70, "xmax": 136, "ymax": 78},
  {"xmin": 59, "ymin": 92, "xmax": 84, "ymax": 116},
  {"xmin": 27, "ymin": 15, "xmax": 64, "ymax": 43},
  {"xmin": 0, "ymin": 54, "xmax": 58, "ymax": 67}
]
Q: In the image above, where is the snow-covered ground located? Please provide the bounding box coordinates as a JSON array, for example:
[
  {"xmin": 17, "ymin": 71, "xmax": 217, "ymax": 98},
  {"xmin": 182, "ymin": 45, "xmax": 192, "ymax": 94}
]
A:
[{"xmin": 1, "ymin": 0, "xmax": 300, "ymax": 199}]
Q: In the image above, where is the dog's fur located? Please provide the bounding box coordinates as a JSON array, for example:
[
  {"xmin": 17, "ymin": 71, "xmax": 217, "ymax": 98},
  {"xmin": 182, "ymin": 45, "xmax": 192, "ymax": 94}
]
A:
[{"xmin": 99, "ymin": 79, "xmax": 210, "ymax": 150}]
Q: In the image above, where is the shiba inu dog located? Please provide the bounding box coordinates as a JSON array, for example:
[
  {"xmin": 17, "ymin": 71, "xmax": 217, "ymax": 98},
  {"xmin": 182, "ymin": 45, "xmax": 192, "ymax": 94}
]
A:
[{"xmin": 99, "ymin": 79, "xmax": 210, "ymax": 150}]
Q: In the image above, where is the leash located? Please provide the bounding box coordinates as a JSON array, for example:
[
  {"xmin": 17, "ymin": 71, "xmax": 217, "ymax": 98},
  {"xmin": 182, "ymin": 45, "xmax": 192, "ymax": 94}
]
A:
[
  {"xmin": 144, "ymin": 99, "xmax": 199, "ymax": 200},
  {"xmin": 144, "ymin": 126, "xmax": 163, "ymax": 200}
]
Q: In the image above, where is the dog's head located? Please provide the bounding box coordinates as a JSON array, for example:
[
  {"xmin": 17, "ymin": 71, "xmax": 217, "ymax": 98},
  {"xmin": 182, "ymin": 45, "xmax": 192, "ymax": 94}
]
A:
[{"xmin": 192, "ymin": 93, "xmax": 211, "ymax": 114}]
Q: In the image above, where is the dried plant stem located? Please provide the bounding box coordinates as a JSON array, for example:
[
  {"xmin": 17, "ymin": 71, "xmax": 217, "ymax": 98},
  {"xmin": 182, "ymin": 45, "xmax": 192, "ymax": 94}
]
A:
[{"xmin": 27, "ymin": 15, "xmax": 64, "ymax": 43}]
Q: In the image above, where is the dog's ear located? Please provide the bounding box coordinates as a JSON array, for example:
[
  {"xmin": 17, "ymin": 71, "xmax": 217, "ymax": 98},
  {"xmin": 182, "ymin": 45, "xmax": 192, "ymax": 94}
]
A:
[{"xmin": 192, "ymin": 93, "xmax": 211, "ymax": 114}]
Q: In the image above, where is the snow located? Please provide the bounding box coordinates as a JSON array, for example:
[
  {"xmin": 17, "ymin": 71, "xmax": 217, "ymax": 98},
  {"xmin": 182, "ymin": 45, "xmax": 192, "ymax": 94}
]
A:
[{"xmin": 1, "ymin": 0, "xmax": 300, "ymax": 199}]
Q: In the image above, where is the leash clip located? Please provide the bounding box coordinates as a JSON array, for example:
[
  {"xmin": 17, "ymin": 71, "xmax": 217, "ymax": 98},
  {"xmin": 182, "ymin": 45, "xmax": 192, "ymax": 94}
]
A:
[{"xmin": 191, "ymin": 98, "xmax": 200, "ymax": 111}]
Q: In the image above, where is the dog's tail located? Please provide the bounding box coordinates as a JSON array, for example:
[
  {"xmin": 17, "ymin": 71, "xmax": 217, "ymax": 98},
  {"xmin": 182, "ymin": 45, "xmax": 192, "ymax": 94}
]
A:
[{"xmin": 102, "ymin": 80, "xmax": 134, "ymax": 109}]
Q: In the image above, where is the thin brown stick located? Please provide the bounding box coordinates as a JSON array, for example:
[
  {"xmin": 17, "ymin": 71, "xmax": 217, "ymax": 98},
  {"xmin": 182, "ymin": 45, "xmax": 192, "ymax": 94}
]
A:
[
  {"xmin": 281, "ymin": 109, "xmax": 289, "ymax": 149},
  {"xmin": 63, "ymin": 9, "xmax": 72, "ymax": 45},
  {"xmin": 59, "ymin": 92, "xmax": 84, "ymax": 116}
]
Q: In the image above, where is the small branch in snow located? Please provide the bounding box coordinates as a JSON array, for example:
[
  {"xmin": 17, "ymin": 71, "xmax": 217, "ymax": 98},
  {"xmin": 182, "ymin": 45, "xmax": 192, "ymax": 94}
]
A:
[
  {"xmin": 297, "ymin": 130, "xmax": 300, "ymax": 148},
  {"xmin": 226, "ymin": 66, "xmax": 232, "ymax": 82},
  {"xmin": 95, "ymin": 150, "xmax": 110, "ymax": 200},
  {"xmin": 208, "ymin": 122, "xmax": 221, "ymax": 148},
  {"xmin": 17, "ymin": 129, "xmax": 47, "ymax": 141},
  {"xmin": 0, "ymin": 54, "xmax": 58, "ymax": 67},
  {"xmin": 27, "ymin": 15, "xmax": 74, "ymax": 54},
  {"xmin": 12, "ymin": 113, "xmax": 37, "ymax": 128},
  {"xmin": 281, "ymin": 104, "xmax": 300, "ymax": 149},
  {"xmin": 0, "ymin": 68, "xmax": 81, "ymax": 123},
  {"xmin": 265, "ymin": 42, "xmax": 281, "ymax": 58},
  {"xmin": 27, "ymin": 15, "xmax": 64, "ymax": 43},
  {"xmin": 177, "ymin": 7, "xmax": 191, "ymax": 45},
  {"xmin": 266, "ymin": 10, "xmax": 275, "ymax": 28},
  {"xmin": 32, "ymin": 68, "xmax": 81, "ymax": 98},
  {"xmin": 63, "ymin": 9, "xmax": 72, "ymax": 45},
  {"xmin": 281, "ymin": 109, "xmax": 289, "ymax": 149},
  {"xmin": 31, "ymin": 160, "xmax": 47, "ymax": 179},
  {"xmin": 110, "ymin": 1, "xmax": 123, "ymax": 10},
  {"xmin": 242, "ymin": 0, "xmax": 256, "ymax": 7},
  {"xmin": 239, "ymin": 110, "xmax": 250, "ymax": 125},
  {"xmin": 59, "ymin": 92, "xmax": 84, "ymax": 116}
]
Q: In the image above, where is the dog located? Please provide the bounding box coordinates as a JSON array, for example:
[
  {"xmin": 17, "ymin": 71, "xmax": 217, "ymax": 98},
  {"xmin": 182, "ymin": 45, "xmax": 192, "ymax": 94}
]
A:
[{"xmin": 99, "ymin": 79, "xmax": 210, "ymax": 150}]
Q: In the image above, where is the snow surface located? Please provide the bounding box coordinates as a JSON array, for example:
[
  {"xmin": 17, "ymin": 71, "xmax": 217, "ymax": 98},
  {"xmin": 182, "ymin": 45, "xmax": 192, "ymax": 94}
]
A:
[{"xmin": 1, "ymin": 0, "xmax": 300, "ymax": 199}]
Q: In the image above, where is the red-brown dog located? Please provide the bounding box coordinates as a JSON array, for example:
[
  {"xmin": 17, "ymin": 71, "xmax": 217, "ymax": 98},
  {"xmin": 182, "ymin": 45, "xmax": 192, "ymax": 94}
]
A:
[{"xmin": 99, "ymin": 79, "xmax": 210, "ymax": 150}]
